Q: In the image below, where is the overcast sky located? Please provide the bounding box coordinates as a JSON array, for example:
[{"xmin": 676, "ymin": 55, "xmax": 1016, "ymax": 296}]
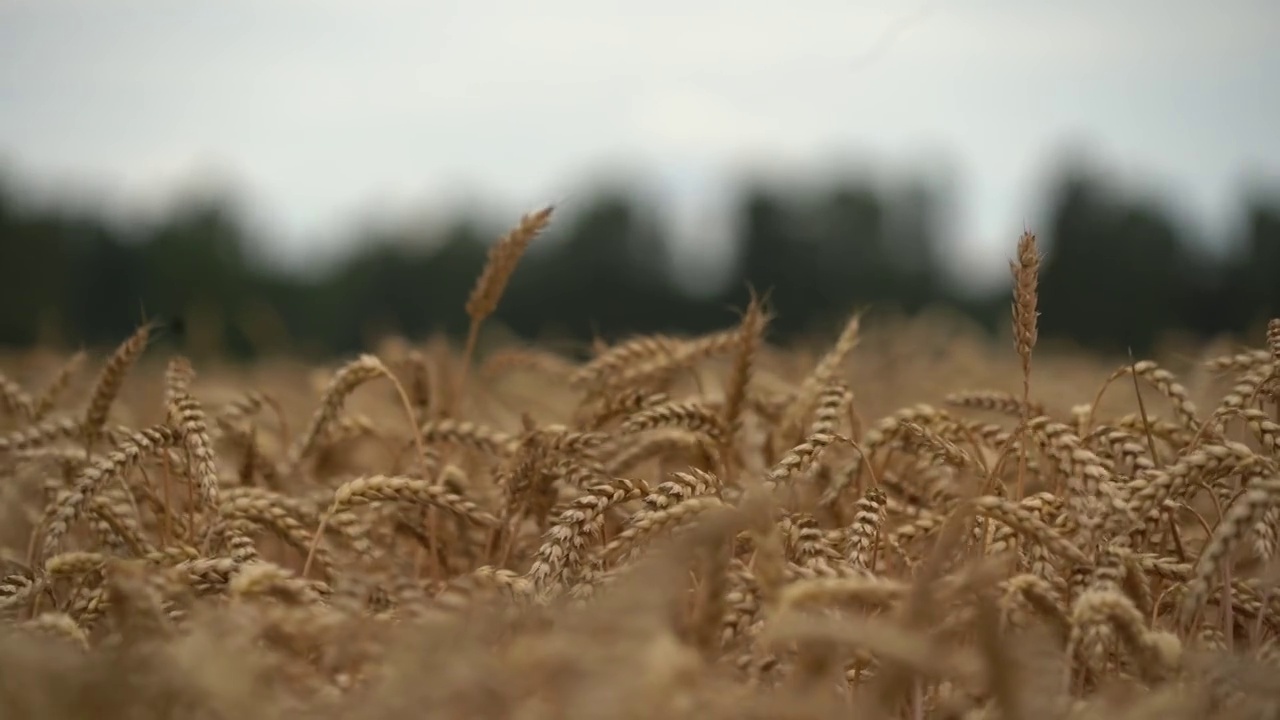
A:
[{"xmin": 1, "ymin": 0, "xmax": 1277, "ymax": 291}]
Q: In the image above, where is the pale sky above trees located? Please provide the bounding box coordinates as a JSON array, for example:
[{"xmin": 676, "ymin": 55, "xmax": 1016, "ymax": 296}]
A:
[{"xmin": 1, "ymin": 0, "xmax": 1276, "ymax": 291}]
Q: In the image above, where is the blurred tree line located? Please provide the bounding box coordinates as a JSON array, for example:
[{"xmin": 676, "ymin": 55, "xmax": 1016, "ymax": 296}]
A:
[{"xmin": 0, "ymin": 159, "xmax": 1278, "ymax": 359}]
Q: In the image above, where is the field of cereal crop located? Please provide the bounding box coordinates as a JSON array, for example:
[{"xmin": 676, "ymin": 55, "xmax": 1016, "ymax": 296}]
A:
[{"xmin": 3, "ymin": 208, "xmax": 1280, "ymax": 719}]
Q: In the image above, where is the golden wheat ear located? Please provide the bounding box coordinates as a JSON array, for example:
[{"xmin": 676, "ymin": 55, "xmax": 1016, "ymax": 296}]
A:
[
  {"xmin": 1010, "ymin": 229, "xmax": 1040, "ymax": 501},
  {"xmin": 82, "ymin": 320, "xmax": 157, "ymax": 450},
  {"xmin": 719, "ymin": 290, "xmax": 769, "ymax": 473},
  {"xmin": 453, "ymin": 205, "xmax": 554, "ymax": 415}
]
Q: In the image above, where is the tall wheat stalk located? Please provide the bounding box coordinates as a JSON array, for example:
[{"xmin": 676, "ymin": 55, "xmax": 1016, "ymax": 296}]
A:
[
  {"xmin": 1010, "ymin": 230, "xmax": 1040, "ymax": 501},
  {"xmin": 453, "ymin": 206, "xmax": 554, "ymax": 415}
]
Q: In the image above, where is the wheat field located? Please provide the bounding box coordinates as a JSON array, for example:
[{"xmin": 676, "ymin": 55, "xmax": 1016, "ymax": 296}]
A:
[{"xmin": 3, "ymin": 209, "xmax": 1280, "ymax": 719}]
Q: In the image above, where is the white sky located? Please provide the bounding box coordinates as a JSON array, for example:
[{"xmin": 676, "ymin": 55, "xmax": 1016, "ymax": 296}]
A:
[{"xmin": 1, "ymin": 0, "xmax": 1277, "ymax": 292}]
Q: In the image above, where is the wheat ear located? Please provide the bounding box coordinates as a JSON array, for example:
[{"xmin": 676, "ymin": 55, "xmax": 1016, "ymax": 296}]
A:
[
  {"xmin": 1011, "ymin": 230, "xmax": 1040, "ymax": 501},
  {"xmin": 454, "ymin": 206, "xmax": 554, "ymax": 415}
]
